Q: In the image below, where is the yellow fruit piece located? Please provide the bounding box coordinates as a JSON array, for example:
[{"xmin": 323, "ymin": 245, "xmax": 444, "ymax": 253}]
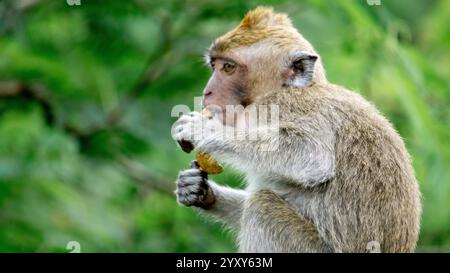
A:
[
  {"xmin": 194, "ymin": 108, "xmax": 224, "ymax": 174},
  {"xmin": 196, "ymin": 152, "xmax": 223, "ymax": 174},
  {"xmin": 201, "ymin": 108, "xmax": 213, "ymax": 119}
]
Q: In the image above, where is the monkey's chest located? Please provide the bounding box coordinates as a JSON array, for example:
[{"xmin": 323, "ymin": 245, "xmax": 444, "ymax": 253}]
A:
[{"xmin": 245, "ymin": 174, "xmax": 320, "ymax": 217}]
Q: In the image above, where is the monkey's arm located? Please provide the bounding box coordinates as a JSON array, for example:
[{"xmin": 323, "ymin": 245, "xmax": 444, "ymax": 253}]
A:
[
  {"xmin": 240, "ymin": 190, "xmax": 330, "ymax": 252},
  {"xmin": 172, "ymin": 111, "xmax": 335, "ymax": 187},
  {"xmin": 198, "ymin": 119, "xmax": 336, "ymax": 187},
  {"xmin": 197, "ymin": 181, "xmax": 247, "ymax": 229}
]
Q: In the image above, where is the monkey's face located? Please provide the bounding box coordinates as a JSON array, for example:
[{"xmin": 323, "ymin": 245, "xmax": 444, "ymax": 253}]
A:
[
  {"xmin": 202, "ymin": 45, "xmax": 319, "ymax": 127},
  {"xmin": 201, "ymin": 7, "xmax": 324, "ymax": 127},
  {"xmin": 202, "ymin": 56, "xmax": 251, "ymax": 126}
]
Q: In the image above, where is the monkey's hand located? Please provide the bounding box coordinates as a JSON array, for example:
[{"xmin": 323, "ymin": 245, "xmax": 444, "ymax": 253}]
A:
[
  {"xmin": 175, "ymin": 161, "xmax": 216, "ymax": 209},
  {"xmin": 172, "ymin": 111, "xmax": 223, "ymax": 149}
]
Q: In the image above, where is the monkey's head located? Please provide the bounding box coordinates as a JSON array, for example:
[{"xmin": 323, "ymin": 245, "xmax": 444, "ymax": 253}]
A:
[{"xmin": 202, "ymin": 6, "xmax": 327, "ymax": 124}]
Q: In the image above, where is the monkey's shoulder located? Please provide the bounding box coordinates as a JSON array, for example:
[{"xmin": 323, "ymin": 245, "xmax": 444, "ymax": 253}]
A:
[
  {"xmin": 254, "ymin": 85, "xmax": 354, "ymax": 125},
  {"xmin": 258, "ymin": 84, "xmax": 374, "ymax": 114},
  {"xmin": 260, "ymin": 84, "xmax": 403, "ymax": 146}
]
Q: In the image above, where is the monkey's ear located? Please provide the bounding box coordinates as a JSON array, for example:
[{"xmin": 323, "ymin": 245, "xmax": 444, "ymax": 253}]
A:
[{"xmin": 285, "ymin": 51, "xmax": 318, "ymax": 88}]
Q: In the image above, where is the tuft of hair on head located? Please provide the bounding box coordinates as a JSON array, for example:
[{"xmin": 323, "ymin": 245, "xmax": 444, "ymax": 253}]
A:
[
  {"xmin": 239, "ymin": 6, "xmax": 292, "ymax": 29},
  {"xmin": 208, "ymin": 6, "xmax": 300, "ymax": 55}
]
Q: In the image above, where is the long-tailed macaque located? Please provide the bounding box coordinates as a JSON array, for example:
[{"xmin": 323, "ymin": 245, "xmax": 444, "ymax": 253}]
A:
[{"xmin": 172, "ymin": 7, "xmax": 421, "ymax": 252}]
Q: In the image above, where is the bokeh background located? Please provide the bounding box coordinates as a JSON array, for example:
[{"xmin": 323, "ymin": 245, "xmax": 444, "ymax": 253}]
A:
[{"xmin": 0, "ymin": 0, "xmax": 449, "ymax": 252}]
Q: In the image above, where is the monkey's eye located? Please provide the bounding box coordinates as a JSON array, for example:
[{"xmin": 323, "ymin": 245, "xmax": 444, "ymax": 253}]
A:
[{"xmin": 222, "ymin": 62, "xmax": 236, "ymax": 74}]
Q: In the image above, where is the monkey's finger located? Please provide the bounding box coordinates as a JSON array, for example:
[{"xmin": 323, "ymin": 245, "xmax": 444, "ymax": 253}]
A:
[
  {"xmin": 176, "ymin": 189, "xmax": 203, "ymax": 207},
  {"xmin": 191, "ymin": 160, "xmax": 209, "ymax": 179},
  {"xmin": 172, "ymin": 127, "xmax": 184, "ymax": 140},
  {"xmin": 176, "ymin": 192, "xmax": 195, "ymax": 207},
  {"xmin": 171, "ymin": 125, "xmax": 187, "ymax": 143},
  {"xmin": 190, "ymin": 159, "xmax": 210, "ymax": 177},
  {"xmin": 171, "ymin": 121, "xmax": 193, "ymax": 140},
  {"xmin": 177, "ymin": 176, "xmax": 204, "ymax": 188},
  {"xmin": 174, "ymin": 125, "xmax": 184, "ymax": 133},
  {"xmin": 191, "ymin": 160, "xmax": 200, "ymax": 169},
  {"xmin": 176, "ymin": 184, "xmax": 202, "ymax": 196},
  {"xmin": 173, "ymin": 122, "xmax": 193, "ymax": 135},
  {"xmin": 173, "ymin": 127, "xmax": 195, "ymax": 142},
  {"xmin": 178, "ymin": 168, "xmax": 202, "ymax": 177},
  {"xmin": 188, "ymin": 111, "xmax": 202, "ymax": 118},
  {"xmin": 173, "ymin": 132, "xmax": 189, "ymax": 144},
  {"xmin": 177, "ymin": 113, "xmax": 205, "ymax": 128},
  {"xmin": 175, "ymin": 114, "xmax": 196, "ymax": 125}
]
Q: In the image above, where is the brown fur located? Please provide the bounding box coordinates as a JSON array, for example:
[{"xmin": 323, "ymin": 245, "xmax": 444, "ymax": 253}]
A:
[
  {"xmin": 209, "ymin": 7, "xmax": 327, "ymax": 90},
  {"xmin": 211, "ymin": 7, "xmax": 297, "ymax": 53}
]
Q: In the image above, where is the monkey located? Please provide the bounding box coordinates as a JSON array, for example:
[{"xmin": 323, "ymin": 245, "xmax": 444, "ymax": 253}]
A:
[{"xmin": 172, "ymin": 7, "xmax": 421, "ymax": 253}]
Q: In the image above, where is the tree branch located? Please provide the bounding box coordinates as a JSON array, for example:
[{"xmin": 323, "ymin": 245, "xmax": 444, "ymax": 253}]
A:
[{"xmin": 0, "ymin": 81, "xmax": 55, "ymax": 125}]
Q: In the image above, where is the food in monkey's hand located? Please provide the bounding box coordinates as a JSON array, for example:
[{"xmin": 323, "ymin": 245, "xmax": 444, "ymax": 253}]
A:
[
  {"xmin": 196, "ymin": 151, "xmax": 223, "ymax": 175},
  {"xmin": 177, "ymin": 109, "xmax": 224, "ymax": 175},
  {"xmin": 196, "ymin": 108, "xmax": 224, "ymax": 174}
]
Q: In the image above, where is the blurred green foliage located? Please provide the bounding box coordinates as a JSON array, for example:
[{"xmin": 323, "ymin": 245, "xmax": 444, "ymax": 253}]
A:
[{"xmin": 0, "ymin": 0, "xmax": 449, "ymax": 252}]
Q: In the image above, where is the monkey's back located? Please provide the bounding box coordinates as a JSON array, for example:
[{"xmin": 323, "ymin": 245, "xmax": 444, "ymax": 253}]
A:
[
  {"xmin": 320, "ymin": 85, "xmax": 420, "ymax": 252},
  {"xmin": 260, "ymin": 85, "xmax": 421, "ymax": 252}
]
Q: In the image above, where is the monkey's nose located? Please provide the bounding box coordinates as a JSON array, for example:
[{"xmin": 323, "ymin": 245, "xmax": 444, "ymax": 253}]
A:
[{"xmin": 204, "ymin": 90, "xmax": 212, "ymax": 96}]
